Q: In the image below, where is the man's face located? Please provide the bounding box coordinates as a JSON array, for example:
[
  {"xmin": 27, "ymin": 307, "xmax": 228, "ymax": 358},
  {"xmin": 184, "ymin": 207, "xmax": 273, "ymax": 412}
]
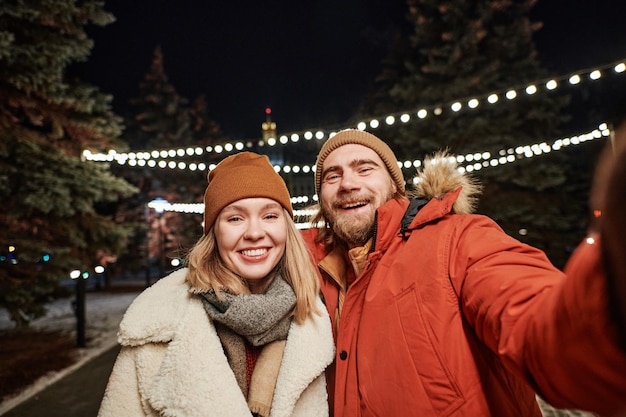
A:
[{"xmin": 319, "ymin": 144, "xmax": 397, "ymax": 247}]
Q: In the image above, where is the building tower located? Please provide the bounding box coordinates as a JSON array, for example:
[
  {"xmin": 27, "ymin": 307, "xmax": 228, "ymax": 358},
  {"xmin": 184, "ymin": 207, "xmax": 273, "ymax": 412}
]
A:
[{"xmin": 262, "ymin": 107, "xmax": 277, "ymax": 142}]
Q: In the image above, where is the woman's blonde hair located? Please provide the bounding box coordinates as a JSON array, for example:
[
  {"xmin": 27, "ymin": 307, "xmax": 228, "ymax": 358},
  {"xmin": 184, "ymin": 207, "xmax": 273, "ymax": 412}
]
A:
[{"xmin": 186, "ymin": 208, "xmax": 321, "ymax": 324}]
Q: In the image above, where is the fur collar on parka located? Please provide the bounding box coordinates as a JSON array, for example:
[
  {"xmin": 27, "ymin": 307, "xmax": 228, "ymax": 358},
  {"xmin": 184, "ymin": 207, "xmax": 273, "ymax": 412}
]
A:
[
  {"xmin": 409, "ymin": 151, "xmax": 482, "ymax": 215},
  {"xmin": 98, "ymin": 268, "xmax": 335, "ymax": 417}
]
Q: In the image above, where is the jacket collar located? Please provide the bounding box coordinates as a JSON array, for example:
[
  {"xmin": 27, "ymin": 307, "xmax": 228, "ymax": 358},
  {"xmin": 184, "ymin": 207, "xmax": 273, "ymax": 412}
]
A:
[
  {"xmin": 404, "ymin": 187, "xmax": 462, "ymax": 231},
  {"xmin": 117, "ymin": 268, "xmax": 190, "ymax": 346},
  {"xmin": 371, "ymin": 198, "xmax": 410, "ymax": 252},
  {"xmin": 370, "ymin": 188, "xmax": 458, "ymax": 250},
  {"xmin": 319, "ymin": 244, "xmax": 348, "ymax": 291}
]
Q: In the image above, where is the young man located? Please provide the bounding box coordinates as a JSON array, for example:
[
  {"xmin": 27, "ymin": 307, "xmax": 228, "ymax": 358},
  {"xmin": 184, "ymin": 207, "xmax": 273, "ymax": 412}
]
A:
[{"xmin": 302, "ymin": 129, "xmax": 626, "ymax": 417}]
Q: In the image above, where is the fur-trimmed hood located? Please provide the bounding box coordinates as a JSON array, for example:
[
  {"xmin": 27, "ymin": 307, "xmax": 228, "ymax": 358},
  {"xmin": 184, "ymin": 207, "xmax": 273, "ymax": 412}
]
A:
[{"xmin": 410, "ymin": 151, "xmax": 482, "ymax": 215}]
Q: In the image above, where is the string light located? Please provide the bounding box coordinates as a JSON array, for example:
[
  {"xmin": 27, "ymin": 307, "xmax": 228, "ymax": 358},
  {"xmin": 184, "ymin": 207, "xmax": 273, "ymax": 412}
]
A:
[
  {"xmin": 61, "ymin": 63, "xmax": 616, "ymax": 254},
  {"xmin": 151, "ymin": 124, "xmax": 609, "ymax": 226},
  {"xmin": 525, "ymin": 85, "xmax": 537, "ymax": 95},
  {"xmin": 83, "ymin": 57, "xmax": 625, "ymax": 164},
  {"xmin": 569, "ymin": 74, "xmax": 581, "ymax": 84},
  {"xmin": 79, "ymin": 61, "xmax": 621, "ymax": 229},
  {"xmin": 84, "ymin": 122, "xmax": 609, "ymax": 180}
]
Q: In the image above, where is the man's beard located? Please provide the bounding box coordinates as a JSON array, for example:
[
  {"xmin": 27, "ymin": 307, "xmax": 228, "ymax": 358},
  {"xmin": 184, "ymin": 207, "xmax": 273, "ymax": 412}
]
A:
[
  {"xmin": 322, "ymin": 189, "xmax": 395, "ymax": 247},
  {"xmin": 330, "ymin": 205, "xmax": 376, "ymax": 247}
]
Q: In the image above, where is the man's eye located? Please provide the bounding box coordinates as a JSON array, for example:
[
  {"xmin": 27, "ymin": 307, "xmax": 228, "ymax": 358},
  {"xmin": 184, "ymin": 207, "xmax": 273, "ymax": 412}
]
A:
[
  {"xmin": 359, "ymin": 167, "xmax": 373, "ymax": 174},
  {"xmin": 324, "ymin": 173, "xmax": 340, "ymax": 182}
]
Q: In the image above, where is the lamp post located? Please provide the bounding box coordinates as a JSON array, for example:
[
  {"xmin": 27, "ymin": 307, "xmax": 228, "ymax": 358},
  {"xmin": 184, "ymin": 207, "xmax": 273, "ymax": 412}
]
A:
[
  {"xmin": 147, "ymin": 197, "xmax": 170, "ymax": 285},
  {"xmin": 70, "ymin": 269, "xmax": 88, "ymax": 348},
  {"xmin": 94, "ymin": 264, "xmax": 105, "ymax": 290}
]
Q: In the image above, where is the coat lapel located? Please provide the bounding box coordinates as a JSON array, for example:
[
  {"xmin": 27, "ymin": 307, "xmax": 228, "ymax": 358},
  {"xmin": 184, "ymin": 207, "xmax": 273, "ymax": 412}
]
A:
[
  {"xmin": 146, "ymin": 298, "xmax": 252, "ymax": 417},
  {"xmin": 272, "ymin": 297, "xmax": 335, "ymax": 416},
  {"xmin": 119, "ymin": 270, "xmax": 251, "ymax": 417}
]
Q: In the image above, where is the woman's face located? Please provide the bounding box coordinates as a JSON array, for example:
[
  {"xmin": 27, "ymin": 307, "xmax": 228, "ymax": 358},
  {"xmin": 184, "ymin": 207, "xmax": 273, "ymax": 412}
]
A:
[{"xmin": 214, "ymin": 197, "xmax": 288, "ymax": 293}]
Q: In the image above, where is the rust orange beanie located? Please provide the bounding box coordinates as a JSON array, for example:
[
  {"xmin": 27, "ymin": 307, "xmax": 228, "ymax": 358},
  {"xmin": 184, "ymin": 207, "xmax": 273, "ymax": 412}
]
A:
[
  {"xmin": 315, "ymin": 129, "xmax": 405, "ymax": 195},
  {"xmin": 203, "ymin": 152, "xmax": 293, "ymax": 234}
]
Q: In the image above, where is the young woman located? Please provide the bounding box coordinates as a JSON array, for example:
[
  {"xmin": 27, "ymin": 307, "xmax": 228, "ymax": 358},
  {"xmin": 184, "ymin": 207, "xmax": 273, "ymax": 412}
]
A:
[{"xmin": 98, "ymin": 152, "xmax": 335, "ymax": 417}]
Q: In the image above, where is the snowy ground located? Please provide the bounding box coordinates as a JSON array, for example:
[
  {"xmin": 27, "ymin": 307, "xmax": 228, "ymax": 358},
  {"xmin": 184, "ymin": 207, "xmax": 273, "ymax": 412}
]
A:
[
  {"xmin": 0, "ymin": 290, "xmax": 141, "ymax": 335},
  {"xmin": 0, "ymin": 289, "xmax": 142, "ymax": 414}
]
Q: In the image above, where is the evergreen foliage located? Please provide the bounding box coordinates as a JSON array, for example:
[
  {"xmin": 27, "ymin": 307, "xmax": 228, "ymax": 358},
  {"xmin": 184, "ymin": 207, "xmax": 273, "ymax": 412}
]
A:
[
  {"xmin": 189, "ymin": 95, "xmax": 222, "ymax": 147},
  {"xmin": 111, "ymin": 47, "xmax": 225, "ymax": 278},
  {"xmin": 124, "ymin": 46, "xmax": 191, "ymax": 150},
  {"xmin": 360, "ymin": 0, "xmax": 588, "ymax": 268},
  {"xmin": 0, "ymin": 0, "xmax": 137, "ymax": 328}
]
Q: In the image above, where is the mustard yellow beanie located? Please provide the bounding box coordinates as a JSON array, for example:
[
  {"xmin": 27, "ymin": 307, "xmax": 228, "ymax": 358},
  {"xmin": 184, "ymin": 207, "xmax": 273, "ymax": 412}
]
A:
[{"xmin": 203, "ymin": 152, "xmax": 293, "ymax": 234}]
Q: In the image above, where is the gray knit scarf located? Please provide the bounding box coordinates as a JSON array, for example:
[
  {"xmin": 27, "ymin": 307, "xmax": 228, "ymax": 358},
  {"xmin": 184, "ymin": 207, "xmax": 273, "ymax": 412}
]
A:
[{"xmin": 199, "ymin": 275, "xmax": 296, "ymax": 346}]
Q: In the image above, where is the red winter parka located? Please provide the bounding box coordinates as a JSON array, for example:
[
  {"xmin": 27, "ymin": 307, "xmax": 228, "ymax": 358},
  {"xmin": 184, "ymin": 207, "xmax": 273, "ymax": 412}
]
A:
[{"xmin": 302, "ymin": 174, "xmax": 626, "ymax": 417}]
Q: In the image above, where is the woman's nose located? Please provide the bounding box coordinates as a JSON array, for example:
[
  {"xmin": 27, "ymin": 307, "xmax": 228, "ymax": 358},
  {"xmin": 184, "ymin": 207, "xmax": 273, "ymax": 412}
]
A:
[{"xmin": 244, "ymin": 219, "xmax": 265, "ymax": 240}]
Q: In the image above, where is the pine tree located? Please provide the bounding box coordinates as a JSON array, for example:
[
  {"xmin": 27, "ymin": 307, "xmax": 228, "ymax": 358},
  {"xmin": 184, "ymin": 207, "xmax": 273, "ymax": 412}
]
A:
[
  {"xmin": 124, "ymin": 46, "xmax": 191, "ymax": 150},
  {"xmin": 0, "ymin": 1, "xmax": 137, "ymax": 327},
  {"xmin": 189, "ymin": 95, "xmax": 223, "ymax": 149},
  {"xmin": 113, "ymin": 49, "xmax": 225, "ymax": 278},
  {"xmin": 360, "ymin": 0, "xmax": 584, "ymax": 267}
]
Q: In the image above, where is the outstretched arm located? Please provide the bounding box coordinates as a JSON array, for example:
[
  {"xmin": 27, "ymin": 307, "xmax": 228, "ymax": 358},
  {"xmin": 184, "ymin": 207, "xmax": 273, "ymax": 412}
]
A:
[{"xmin": 527, "ymin": 121, "xmax": 626, "ymax": 414}]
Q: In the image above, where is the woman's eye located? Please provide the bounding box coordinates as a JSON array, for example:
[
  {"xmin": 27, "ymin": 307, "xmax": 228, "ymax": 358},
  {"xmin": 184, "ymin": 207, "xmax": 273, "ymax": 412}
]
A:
[{"xmin": 227, "ymin": 216, "xmax": 243, "ymax": 222}]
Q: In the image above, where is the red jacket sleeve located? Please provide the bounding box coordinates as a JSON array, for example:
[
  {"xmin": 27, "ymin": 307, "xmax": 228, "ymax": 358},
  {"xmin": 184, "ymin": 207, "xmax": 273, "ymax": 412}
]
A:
[
  {"xmin": 525, "ymin": 236, "xmax": 626, "ymax": 415},
  {"xmin": 450, "ymin": 217, "xmax": 626, "ymax": 415}
]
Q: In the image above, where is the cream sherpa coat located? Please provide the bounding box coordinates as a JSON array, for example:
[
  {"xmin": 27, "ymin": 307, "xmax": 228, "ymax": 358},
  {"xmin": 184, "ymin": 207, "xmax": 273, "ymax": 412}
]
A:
[{"xmin": 98, "ymin": 268, "xmax": 335, "ymax": 417}]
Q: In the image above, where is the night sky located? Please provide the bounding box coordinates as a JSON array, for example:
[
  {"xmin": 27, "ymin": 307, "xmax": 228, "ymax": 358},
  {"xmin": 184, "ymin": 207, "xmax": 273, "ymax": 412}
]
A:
[{"xmin": 75, "ymin": 0, "xmax": 626, "ymax": 141}]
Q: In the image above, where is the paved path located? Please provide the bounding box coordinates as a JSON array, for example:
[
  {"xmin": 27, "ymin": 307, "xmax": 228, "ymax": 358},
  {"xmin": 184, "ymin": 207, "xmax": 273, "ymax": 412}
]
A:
[{"xmin": 1, "ymin": 345, "xmax": 120, "ymax": 417}]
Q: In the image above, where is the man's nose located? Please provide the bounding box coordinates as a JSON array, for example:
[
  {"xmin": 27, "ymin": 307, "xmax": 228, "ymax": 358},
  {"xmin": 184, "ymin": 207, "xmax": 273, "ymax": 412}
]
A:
[{"xmin": 339, "ymin": 170, "xmax": 361, "ymax": 191}]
